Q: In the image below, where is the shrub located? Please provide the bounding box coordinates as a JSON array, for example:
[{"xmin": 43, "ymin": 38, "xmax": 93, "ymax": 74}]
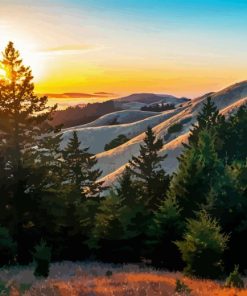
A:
[
  {"xmin": 104, "ymin": 134, "xmax": 129, "ymax": 151},
  {"xmin": 176, "ymin": 211, "xmax": 228, "ymax": 279},
  {"xmin": 225, "ymin": 265, "xmax": 244, "ymax": 289},
  {"xmin": 167, "ymin": 123, "xmax": 183, "ymax": 134},
  {"xmin": 105, "ymin": 270, "xmax": 113, "ymax": 277},
  {"xmin": 0, "ymin": 281, "xmax": 10, "ymax": 295},
  {"xmin": 19, "ymin": 283, "xmax": 32, "ymax": 294},
  {"xmin": 175, "ymin": 279, "xmax": 191, "ymax": 295},
  {"xmin": 0, "ymin": 226, "xmax": 16, "ymax": 266},
  {"xmin": 33, "ymin": 240, "xmax": 51, "ymax": 278}
]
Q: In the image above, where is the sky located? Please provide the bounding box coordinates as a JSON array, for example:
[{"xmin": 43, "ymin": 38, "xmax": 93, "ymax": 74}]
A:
[{"xmin": 1, "ymin": 0, "xmax": 247, "ymax": 99}]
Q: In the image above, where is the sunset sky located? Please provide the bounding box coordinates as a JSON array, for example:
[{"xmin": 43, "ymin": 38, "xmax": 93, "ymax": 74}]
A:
[{"xmin": 1, "ymin": 0, "xmax": 247, "ymax": 99}]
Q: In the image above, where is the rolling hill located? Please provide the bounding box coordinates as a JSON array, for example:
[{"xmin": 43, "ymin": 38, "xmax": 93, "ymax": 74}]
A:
[{"xmin": 60, "ymin": 81, "xmax": 247, "ymax": 187}]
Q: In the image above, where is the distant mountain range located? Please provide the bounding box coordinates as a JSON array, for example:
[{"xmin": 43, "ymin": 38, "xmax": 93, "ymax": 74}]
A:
[
  {"xmin": 44, "ymin": 92, "xmax": 115, "ymax": 99},
  {"xmin": 116, "ymin": 93, "xmax": 190, "ymax": 104}
]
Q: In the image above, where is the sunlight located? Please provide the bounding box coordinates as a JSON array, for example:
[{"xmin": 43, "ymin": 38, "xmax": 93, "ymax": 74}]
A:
[
  {"xmin": 0, "ymin": 68, "xmax": 6, "ymax": 79},
  {"xmin": 0, "ymin": 28, "xmax": 44, "ymax": 82}
]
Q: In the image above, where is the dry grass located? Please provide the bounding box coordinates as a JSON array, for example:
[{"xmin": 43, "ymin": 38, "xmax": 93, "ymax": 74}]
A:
[{"xmin": 1, "ymin": 262, "xmax": 247, "ymax": 296}]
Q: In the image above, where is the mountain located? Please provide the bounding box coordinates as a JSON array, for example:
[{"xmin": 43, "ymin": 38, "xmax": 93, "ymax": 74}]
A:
[
  {"xmin": 61, "ymin": 108, "xmax": 183, "ymax": 154},
  {"xmin": 96, "ymin": 81, "xmax": 247, "ymax": 186},
  {"xmin": 71, "ymin": 110, "xmax": 160, "ymax": 128},
  {"xmin": 116, "ymin": 93, "xmax": 190, "ymax": 104},
  {"xmin": 60, "ymin": 81, "xmax": 247, "ymax": 187},
  {"xmin": 44, "ymin": 92, "xmax": 115, "ymax": 99}
]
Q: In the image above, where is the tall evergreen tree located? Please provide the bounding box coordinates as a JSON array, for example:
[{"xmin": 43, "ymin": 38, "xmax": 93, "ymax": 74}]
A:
[
  {"xmin": 0, "ymin": 42, "xmax": 58, "ymax": 262},
  {"xmin": 0, "ymin": 42, "xmax": 56, "ymax": 170},
  {"xmin": 128, "ymin": 126, "xmax": 170, "ymax": 210},
  {"xmin": 168, "ymin": 129, "xmax": 225, "ymax": 218}
]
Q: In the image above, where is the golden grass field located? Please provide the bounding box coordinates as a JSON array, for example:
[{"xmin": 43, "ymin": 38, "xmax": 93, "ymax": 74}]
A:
[{"xmin": 1, "ymin": 262, "xmax": 247, "ymax": 296}]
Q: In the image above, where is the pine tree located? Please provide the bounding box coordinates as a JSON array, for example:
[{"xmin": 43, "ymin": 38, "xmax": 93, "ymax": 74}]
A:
[
  {"xmin": 128, "ymin": 126, "xmax": 170, "ymax": 210},
  {"xmin": 63, "ymin": 131, "xmax": 104, "ymax": 199},
  {"xmin": 146, "ymin": 197, "xmax": 184, "ymax": 269},
  {"xmin": 0, "ymin": 42, "xmax": 56, "ymax": 170},
  {"xmin": 116, "ymin": 166, "xmax": 140, "ymax": 205},
  {"xmin": 168, "ymin": 129, "xmax": 225, "ymax": 218},
  {"xmin": 189, "ymin": 97, "xmax": 223, "ymax": 146},
  {"xmin": 0, "ymin": 42, "xmax": 58, "ymax": 262},
  {"xmin": 59, "ymin": 131, "xmax": 104, "ymax": 259},
  {"xmin": 176, "ymin": 211, "xmax": 228, "ymax": 279}
]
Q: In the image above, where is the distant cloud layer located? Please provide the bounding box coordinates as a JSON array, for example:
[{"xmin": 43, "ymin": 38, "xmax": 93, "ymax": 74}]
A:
[{"xmin": 40, "ymin": 44, "xmax": 95, "ymax": 56}]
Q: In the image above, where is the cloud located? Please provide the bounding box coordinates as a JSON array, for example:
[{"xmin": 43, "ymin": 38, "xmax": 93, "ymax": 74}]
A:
[{"xmin": 39, "ymin": 44, "xmax": 95, "ymax": 56}]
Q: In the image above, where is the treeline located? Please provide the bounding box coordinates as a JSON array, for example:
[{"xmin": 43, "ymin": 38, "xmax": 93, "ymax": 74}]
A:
[
  {"xmin": 51, "ymin": 101, "xmax": 120, "ymax": 128},
  {"xmin": 1, "ymin": 42, "xmax": 247, "ymax": 280},
  {"xmin": 141, "ymin": 103, "xmax": 175, "ymax": 112}
]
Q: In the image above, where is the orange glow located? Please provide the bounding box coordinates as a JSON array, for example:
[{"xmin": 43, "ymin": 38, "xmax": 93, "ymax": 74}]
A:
[
  {"xmin": 23, "ymin": 271, "xmax": 247, "ymax": 295},
  {"xmin": 1, "ymin": 2, "xmax": 247, "ymax": 100}
]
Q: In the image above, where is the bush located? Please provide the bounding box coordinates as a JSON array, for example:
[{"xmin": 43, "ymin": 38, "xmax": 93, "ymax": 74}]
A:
[
  {"xmin": 167, "ymin": 123, "xmax": 183, "ymax": 134},
  {"xmin": 104, "ymin": 134, "xmax": 129, "ymax": 151},
  {"xmin": 0, "ymin": 226, "xmax": 16, "ymax": 266},
  {"xmin": 176, "ymin": 211, "xmax": 228, "ymax": 279},
  {"xmin": 225, "ymin": 265, "xmax": 244, "ymax": 289},
  {"xmin": 175, "ymin": 279, "xmax": 191, "ymax": 295},
  {"xmin": 0, "ymin": 281, "xmax": 10, "ymax": 295},
  {"xmin": 105, "ymin": 270, "xmax": 113, "ymax": 277},
  {"xmin": 33, "ymin": 240, "xmax": 51, "ymax": 278}
]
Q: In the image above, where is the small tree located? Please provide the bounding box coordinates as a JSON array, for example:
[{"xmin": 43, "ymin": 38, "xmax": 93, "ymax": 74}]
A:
[
  {"xmin": 104, "ymin": 134, "xmax": 129, "ymax": 151},
  {"xmin": 33, "ymin": 240, "xmax": 51, "ymax": 278},
  {"xmin": 189, "ymin": 97, "xmax": 223, "ymax": 146},
  {"xmin": 225, "ymin": 265, "xmax": 244, "ymax": 289},
  {"xmin": 176, "ymin": 211, "xmax": 228, "ymax": 279}
]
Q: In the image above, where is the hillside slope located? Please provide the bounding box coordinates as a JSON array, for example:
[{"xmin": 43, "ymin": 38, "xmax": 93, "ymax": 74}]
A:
[
  {"xmin": 97, "ymin": 81, "xmax": 247, "ymax": 185},
  {"xmin": 61, "ymin": 108, "xmax": 184, "ymax": 154},
  {"xmin": 64, "ymin": 110, "xmax": 159, "ymax": 129}
]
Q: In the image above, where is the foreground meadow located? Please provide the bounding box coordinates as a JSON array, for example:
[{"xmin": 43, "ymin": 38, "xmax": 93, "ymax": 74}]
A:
[{"xmin": 1, "ymin": 262, "xmax": 247, "ymax": 296}]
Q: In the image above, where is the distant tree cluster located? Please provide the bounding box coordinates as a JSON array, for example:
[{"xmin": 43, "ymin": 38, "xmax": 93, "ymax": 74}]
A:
[
  {"xmin": 167, "ymin": 122, "xmax": 183, "ymax": 134},
  {"xmin": 51, "ymin": 101, "xmax": 120, "ymax": 128},
  {"xmin": 1, "ymin": 43, "xmax": 247, "ymax": 281},
  {"xmin": 104, "ymin": 134, "xmax": 129, "ymax": 151},
  {"xmin": 141, "ymin": 103, "xmax": 175, "ymax": 112}
]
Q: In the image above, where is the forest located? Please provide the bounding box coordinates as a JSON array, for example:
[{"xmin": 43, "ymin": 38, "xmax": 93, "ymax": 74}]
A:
[{"xmin": 1, "ymin": 42, "xmax": 247, "ymax": 285}]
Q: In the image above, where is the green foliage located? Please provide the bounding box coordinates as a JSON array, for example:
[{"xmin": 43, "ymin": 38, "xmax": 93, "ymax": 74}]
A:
[
  {"xmin": 225, "ymin": 265, "xmax": 244, "ymax": 289},
  {"xmin": 129, "ymin": 126, "xmax": 170, "ymax": 210},
  {"xmin": 168, "ymin": 129, "xmax": 225, "ymax": 218},
  {"xmin": 167, "ymin": 122, "xmax": 183, "ymax": 134},
  {"xmin": 0, "ymin": 226, "xmax": 16, "ymax": 266},
  {"xmin": 33, "ymin": 241, "xmax": 51, "ymax": 278},
  {"xmin": 0, "ymin": 281, "xmax": 10, "ymax": 295},
  {"xmin": 175, "ymin": 279, "xmax": 191, "ymax": 295},
  {"xmin": 141, "ymin": 103, "xmax": 175, "ymax": 112},
  {"xmin": 104, "ymin": 134, "xmax": 129, "ymax": 151},
  {"xmin": 63, "ymin": 131, "xmax": 104, "ymax": 198},
  {"xmin": 147, "ymin": 197, "xmax": 184, "ymax": 268},
  {"xmin": 19, "ymin": 283, "xmax": 32, "ymax": 294},
  {"xmin": 90, "ymin": 191, "xmax": 125, "ymax": 248},
  {"xmin": 176, "ymin": 211, "xmax": 228, "ymax": 279},
  {"xmin": 189, "ymin": 97, "xmax": 223, "ymax": 146}
]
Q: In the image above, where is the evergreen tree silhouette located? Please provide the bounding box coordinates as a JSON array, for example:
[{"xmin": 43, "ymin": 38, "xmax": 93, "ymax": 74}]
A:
[{"xmin": 129, "ymin": 126, "xmax": 170, "ymax": 210}]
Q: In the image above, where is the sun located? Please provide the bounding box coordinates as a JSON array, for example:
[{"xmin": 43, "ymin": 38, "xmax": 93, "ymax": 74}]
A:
[{"xmin": 0, "ymin": 29, "xmax": 44, "ymax": 83}]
